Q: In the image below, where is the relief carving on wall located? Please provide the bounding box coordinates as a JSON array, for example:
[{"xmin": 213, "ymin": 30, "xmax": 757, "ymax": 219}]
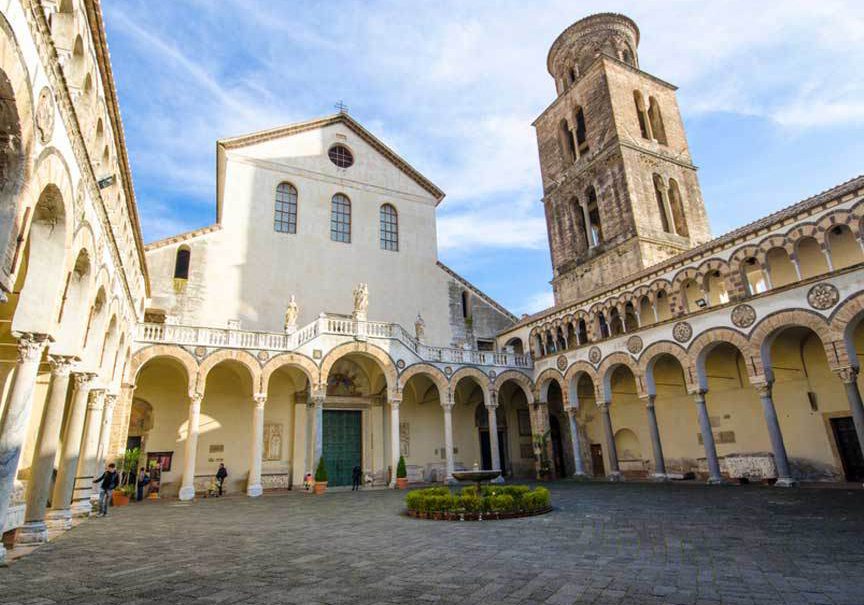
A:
[
  {"xmin": 263, "ymin": 423, "xmax": 283, "ymax": 461},
  {"xmin": 730, "ymin": 304, "xmax": 756, "ymax": 328},
  {"xmin": 673, "ymin": 321, "xmax": 693, "ymax": 343},
  {"xmin": 807, "ymin": 283, "xmax": 839, "ymax": 310},
  {"xmin": 35, "ymin": 87, "xmax": 55, "ymax": 144}
]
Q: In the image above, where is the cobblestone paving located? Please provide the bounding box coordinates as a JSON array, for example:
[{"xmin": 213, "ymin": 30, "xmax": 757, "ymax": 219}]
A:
[{"xmin": 2, "ymin": 481, "xmax": 864, "ymax": 605}]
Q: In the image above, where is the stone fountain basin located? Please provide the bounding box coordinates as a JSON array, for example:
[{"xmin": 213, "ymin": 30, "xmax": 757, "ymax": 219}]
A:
[{"xmin": 452, "ymin": 470, "xmax": 501, "ymax": 482}]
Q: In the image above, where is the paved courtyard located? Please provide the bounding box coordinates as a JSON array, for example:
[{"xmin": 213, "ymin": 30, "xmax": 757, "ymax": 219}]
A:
[{"xmin": 2, "ymin": 482, "xmax": 864, "ymax": 605}]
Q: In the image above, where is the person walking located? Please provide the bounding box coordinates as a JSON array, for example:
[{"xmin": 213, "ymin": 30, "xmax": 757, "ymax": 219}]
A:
[
  {"xmin": 92, "ymin": 463, "xmax": 119, "ymax": 517},
  {"xmin": 351, "ymin": 465, "xmax": 362, "ymax": 491},
  {"xmin": 136, "ymin": 467, "xmax": 150, "ymax": 501},
  {"xmin": 216, "ymin": 463, "xmax": 228, "ymax": 496}
]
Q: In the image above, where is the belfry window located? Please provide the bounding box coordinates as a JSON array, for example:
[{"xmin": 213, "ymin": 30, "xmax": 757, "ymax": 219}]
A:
[
  {"xmin": 330, "ymin": 193, "xmax": 351, "ymax": 243},
  {"xmin": 174, "ymin": 246, "xmax": 190, "ymax": 280},
  {"xmin": 653, "ymin": 175, "xmax": 672, "ymax": 233},
  {"xmin": 574, "ymin": 107, "xmax": 588, "ymax": 155},
  {"xmin": 274, "ymin": 182, "xmax": 297, "ymax": 234},
  {"xmin": 634, "ymin": 91, "xmax": 650, "ymax": 140},
  {"xmin": 380, "ymin": 203, "xmax": 398, "ymax": 251},
  {"xmin": 559, "ymin": 119, "xmax": 576, "ymax": 163},
  {"xmin": 586, "ymin": 186, "xmax": 602, "ymax": 246},
  {"xmin": 648, "ymin": 97, "xmax": 667, "ymax": 145}
]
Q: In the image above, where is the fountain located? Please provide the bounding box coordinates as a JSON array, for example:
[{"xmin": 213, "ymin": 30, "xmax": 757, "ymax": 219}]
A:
[{"xmin": 451, "ymin": 463, "xmax": 501, "ymax": 494}]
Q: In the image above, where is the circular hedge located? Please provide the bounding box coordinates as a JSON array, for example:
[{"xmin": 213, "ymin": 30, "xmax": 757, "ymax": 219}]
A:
[{"xmin": 405, "ymin": 485, "xmax": 552, "ymax": 521}]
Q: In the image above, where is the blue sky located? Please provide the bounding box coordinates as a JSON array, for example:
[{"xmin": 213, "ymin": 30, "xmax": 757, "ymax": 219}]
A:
[{"xmin": 104, "ymin": 1, "xmax": 864, "ymax": 317}]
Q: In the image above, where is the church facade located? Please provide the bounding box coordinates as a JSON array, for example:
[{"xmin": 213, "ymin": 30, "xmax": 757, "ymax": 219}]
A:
[{"xmin": 0, "ymin": 4, "xmax": 863, "ymax": 562}]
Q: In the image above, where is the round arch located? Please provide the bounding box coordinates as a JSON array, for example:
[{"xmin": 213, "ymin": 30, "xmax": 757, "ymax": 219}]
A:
[
  {"xmin": 129, "ymin": 345, "xmax": 198, "ymax": 392},
  {"xmin": 688, "ymin": 327, "xmax": 758, "ymax": 390},
  {"xmin": 749, "ymin": 310, "xmax": 840, "ymax": 381},
  {"xmin": 197, "ymin": 349, "xmax": 263, "ymax": 393},
  {"xmin": 563, "ymin": 361, "xmax": 597, "ymax": 409},
  {"xmin": 830, "ymin": 291, "xmax": 864, "ymax": 369},
  {"xmin": 450, "ymin": 366, "xmax": 492, "ymax": 401},
  {"xmin": 319, "ymin": 341, "xmax": 398, "ymax": 397},
  {"xmin": 597, "ymin": 352, "xmax": 644, "ymax": 401},
  {"xmin": 492, "ymin": 370, "xmax": 535, "ymax": 405},
  {"xmin": 260, "ymin": 352, "xmax": 318, "ymax": 394},
  {"xmin": 534, "ymin": 368, "xmax": 566, "ymax": 405},
  {"xmin": 637, "ymin": 341, "xmax": 694, "ymax": 395},
  {"xmin": 397, "ymin": 363, "xmax": 448, "ymax": 396}
]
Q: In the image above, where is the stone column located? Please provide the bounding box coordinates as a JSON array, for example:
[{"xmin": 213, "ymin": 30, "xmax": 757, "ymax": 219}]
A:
[
  {"xmin": 312, "ymin": 395, "xmax": 324, "ymax": 467},
  {"xmin": 790, "ymin": 255, "xmax": 803, "ymax": 281},
  {"xmin": 247, "ymin": 393, "xmax": 266, "ymax": 497},
  {"xmin": 72, "ymin": 388, "xmax": 105, "ymax": 515},
  {"xmin": 47, "ymin": 372, "xmax": 96, "ymax": 529},
  {"xmin": 389, "ymin": 397, "xmax": 401, "ymax": 487},
  {"xmin": 693, "ymin": 390, "xmax": 723, "ymax": 484},
  {"xmin": 598, "ymin": 401, "xmax": 621, "ymax": 481},
  {"xmin": 836, "ymin": 367, "xmax": 864, "ymax": 477},
  {"xmin": 95, "ymin": 392, "xmax": 118, "ymax": 473},
  {"xmin": 643, "ymin": 394, "xmax": 667, "ymax": 480},
  {"xmin": 486, "ymin": 391, "xmax": 503, "ymax": 483},
  {"xmin": 304, "ymin": 397, "xmax": 315, "ymax": 475},
  {"xmin": 566, "ymin": 408, "xmax": 588, "ymax": 477},
  {"xmin": 441, "ymin": 399, "xmax": 455, "ymax": 484},
  {"xmin": 19, "ymin": 355, "xmax": 75, "ymax": 545},
  {"xmin": 179, "ymin": 392, "xmax": 202, "ymax": 501},
  {"xmin": 0, "ymin": 333, "xmax": 50, "ymax": 561},
  {"xmin": 753, "ymin": 381, "xmax": 796, "ymax": 487}
]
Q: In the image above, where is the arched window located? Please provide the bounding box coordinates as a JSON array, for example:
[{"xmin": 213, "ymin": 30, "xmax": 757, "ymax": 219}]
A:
[
  {"xmin": 653, "ymin": 174, "xmax": 672, "ymax": 234},
  {"xmin": 574, "ymin": 107, "xmax": 588, "ymax": 155},
  {"xmin": 461, "ymin": 290, "xmax": 472, "ymax": 319},
  {"xmin": 380, "ymin": 204, "xmax": 398, "ymax": 251},
  {"xmin": 586, "ymin": 186, "xmax": 602, "ymax": 245},
  {"xmin": 174, "ymin": 246, "xmax": 190, "ymax": 280},
  {"xmin": 559, "ymin": 119, "xmax": 576, "ymax": 163},
  {"xmin": 274, "ymin": 182, "xmax": 297, "ymax": 234},
  {"xmin": 667, "ymin": 179, "xmax": 688, "ymax": 236},
  {"xmin": 633, "ymin": 91, "xmax": 650, "ymax": 139},
  {"xmin": 647, "ymin": 97, "xmax": 667, "ymax": 145},
  {"xmin": 330, "ymin": 193, "xmax": 351, "ymax": 243}
]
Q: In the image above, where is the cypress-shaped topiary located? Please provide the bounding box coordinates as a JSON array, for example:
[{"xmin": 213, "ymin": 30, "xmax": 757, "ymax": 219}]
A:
[
  {"xmin": 314, "ymin": 456, "xmax": 327, "ymax": 483},
  {"xmin": 396, "ymin": 455, "xmax": 407, "ymax": 479}
]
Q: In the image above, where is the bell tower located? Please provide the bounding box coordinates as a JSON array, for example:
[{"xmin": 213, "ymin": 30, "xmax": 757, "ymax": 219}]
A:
[{"xmin": 535, "ymin": 13, "xmax": 711, "ymax": 305}]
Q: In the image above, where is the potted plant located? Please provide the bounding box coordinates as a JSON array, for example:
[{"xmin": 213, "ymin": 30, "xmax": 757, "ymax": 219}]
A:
[
  {"xmin": 112, "ymin": 484, "xmax": 134, "ymax": 506},
  {"xmin": 395, "ymin": 455, "xmax": 408, "ymax": 489},
  {"xmin": 112, "ymin": 447, "xmax": 140, "ymax": 505},
  {"xmin": 313, "ymin": 456, "xmax": 328, "ymax": 495},
  {"xmin": 147, "ymin": 459, "xmax": 161, "ymax": 499},
  {"xmin": 532, "ymin": 431, "xmax": 552, "ymax": 481}
]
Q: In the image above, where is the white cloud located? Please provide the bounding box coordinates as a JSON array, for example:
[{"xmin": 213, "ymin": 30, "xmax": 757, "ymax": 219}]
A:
[
  {"xmin": 437, "ymin": 211, "xmax": 547, "ymax": 251},
  {"xmin": 516, "ymin": 290, "xmax": 555, "ymax": 316}
]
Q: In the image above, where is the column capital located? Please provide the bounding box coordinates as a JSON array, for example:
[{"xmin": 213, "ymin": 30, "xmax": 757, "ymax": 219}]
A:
[
  {"xmin": 307, "ymin": 394, "xmax": 325, "ymax": 409},
  {"xmin": 253, "ymin": 393, "xmax": 267, "ymax": 408},
  {"xmin": 751, "ymin": 380, "xmax": 773, "ymax": 397},
  {"xmin": 103, "ymin": 392, "xmax": 118, "ymax": 410},
  {"xmin": 595, "ymin": 400, "xmax": 609, "ymax": 410},
  {"xmin": 640, "ymin": 393, "xmax": 656, "ymax": 408},
  {"xmin": 72, "ymin": 371, "xmax": 97, "ymax": 389},
  {"xmin": 87, "ymin": 388, "xmax": 106, "ymax": 410},
  {"xmin": 15, "ymin": 332, "xmax": 51, "ymax": 362},
  {"xmin": 835, "ymin": 366, "xmax": 859, "ymax": 385},
  {"xmin": 441, "ymin": 401, "xmax": 454, "ymax": 412},
  {"xmin": 689, "ymin": 389, "xmax": 707, "ymax": 403},
  {"xmin": 189, "ymin": 392, "xmax": 203, "ymax": 406},
  {"xmin": 48, "ymin": 355, "xmax": 76, "ymax": 376}
]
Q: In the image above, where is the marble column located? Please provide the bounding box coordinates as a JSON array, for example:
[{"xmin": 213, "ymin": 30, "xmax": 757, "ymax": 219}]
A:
[
  {"xmin": 486, "ymin": 391, "xmax": 504, "ymax": 483},
  {"xmin": 694, "ymin": 390, "xmax": 723, "ymax": 484},
  {"xmin": 95, "ymin": 392, "xmax": 118, "ymax": 473},
  {"xmin": 0, "ymin": 333, "xmax": 51, "ymax": 563},
  {"xmin": 566, "ymin": 408, "xmax": 588, "ymax": 477},
  {"xmin": 304, "ymin": 398, "xmax": 315, "ymax": 476},
  {"xmin": 247, "ymin": 393, "xmax": 266, "ymax": 497},
  {"xmin": 643, "ymin": 394, "xmax": 667, "ymax": 480},
  {"xmin": 836, "ymin": 367, "xmax": 864, "ymax": 477},
  {"xmin": 754, "ymin": 381, "xmax": 796, "ymax": 487},
  {"xmin": 312, "ymin": 395, "xmax": 324, "ymax": 468},
  {"xmin": 72, "ymin": 388, "xmax": 105, "ymax": 515},
  {"xmin": 598, "ymin": 401, "xmax": 621, "ymax": 481},
  {"xmin": 47, "ymin": 372, "xmax": 96, "ymax": 529},
  {"xmin": 389, "ymin": 398, "xmax": 401, "ymax": 487},
  {"xmin": 441, "ymin": 400, "xmax": 455, "ymax": 484},
  {"xmin": 178, "ymin": 392, "xmax": 202, "ymax": 501},
  {"xmin": 19, "ymin": 355, "xmax": 75, "ymax": 545}
]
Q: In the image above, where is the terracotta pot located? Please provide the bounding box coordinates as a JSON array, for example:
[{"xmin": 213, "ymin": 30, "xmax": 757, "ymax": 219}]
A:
[
  {"xmin": 395, "ymin": 477, "xmax": 408, "ymax": 490},
  {"xmin": 432, "ymin": 511, "xmax": 442, "ymax": 520},
  {"xmin": 313, "ymin": 481, "xmax": 327, "ymax": 495},
  {"xmin": 112, "ymin": 492, "xmax": 131, "ymax": 506},
  {"xmin": 2, "ymin": 528, "xmax": 18, "ymax": 549}
]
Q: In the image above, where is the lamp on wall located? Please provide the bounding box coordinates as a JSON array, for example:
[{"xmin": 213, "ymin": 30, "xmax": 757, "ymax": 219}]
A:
[{"xmin": 695, "ymin": 298, "xmax": 708, "ymax": 308}]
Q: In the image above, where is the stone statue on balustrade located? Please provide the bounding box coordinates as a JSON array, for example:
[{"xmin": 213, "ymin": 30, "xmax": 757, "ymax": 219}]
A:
[
  {"xmin": 414, "ymin": 313, "xmax": 425, "ymax": 342},
  {"xmin": 284, "ymin": 295, "xmax": 299, "ymax": 333},
  {"xmin": 352, "ymin": 283, "xmax": 368, "ymax": 321}
]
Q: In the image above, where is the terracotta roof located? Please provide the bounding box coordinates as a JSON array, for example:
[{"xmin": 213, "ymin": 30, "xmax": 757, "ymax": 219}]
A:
[{"xmin": 144, "ymin": 224, "xmax": 221, "ymax": 251}]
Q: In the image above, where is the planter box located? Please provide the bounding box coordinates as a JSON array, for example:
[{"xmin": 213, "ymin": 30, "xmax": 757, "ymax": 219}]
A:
[
  {"xmin": 112, "ymin": 492, "xmax": 131, "ymax": 506},
  {"xmin": 313, "ymin": 481, "xmax": 327, "ymax": 495},
  {"xmin": 395, "ymin": 477, "xmax": 408, "ymax": 490}
]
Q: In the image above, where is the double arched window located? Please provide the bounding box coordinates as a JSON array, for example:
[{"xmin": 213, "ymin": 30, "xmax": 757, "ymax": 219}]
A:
[
  {"xmin": 274, "ymin": 182, "xmax": 298, "ymax": 234},
  {"xmin": 380, "ymin": 204, "xmax": 398, "ymax": 251},
  {"xmin": 330, "ymin": 193, "xmax": 351, "ymax": 243}
]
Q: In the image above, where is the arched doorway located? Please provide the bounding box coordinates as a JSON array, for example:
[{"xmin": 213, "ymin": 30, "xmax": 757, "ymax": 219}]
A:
[
  {"xmin": 475, "ymin": 402, "xmax": 507, "ymax": 476},
  {"xmin": 549, "ymin": 414, "xmax": 566, "ymax": 480}
]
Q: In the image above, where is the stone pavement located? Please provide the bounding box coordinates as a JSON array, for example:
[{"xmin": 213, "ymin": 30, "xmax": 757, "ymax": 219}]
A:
[{"xmin": 2, "ymin": 481, "xmax": 864, "ymax": 605}]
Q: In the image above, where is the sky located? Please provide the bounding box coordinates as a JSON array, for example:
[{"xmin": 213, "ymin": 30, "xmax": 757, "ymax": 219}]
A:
[{"xmin": 103, "ymin": 1, "xmax": 864, "ymax": 317}]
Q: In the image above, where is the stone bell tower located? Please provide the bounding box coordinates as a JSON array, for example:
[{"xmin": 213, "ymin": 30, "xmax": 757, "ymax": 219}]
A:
[{"xmin": 534, "ymin": 13, "xmax": 711, "ymax": 305}]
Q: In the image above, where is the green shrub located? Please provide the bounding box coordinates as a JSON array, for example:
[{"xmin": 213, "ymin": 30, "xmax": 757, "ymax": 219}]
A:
[
  {"xmin": 460, "ymin": 486, "xmax": 478, "ymax": 497},
  {"xmin": 314, "ymin": 457, "xmax": 327, "ymax": 482},
  {"xmin": 533, "ymin": 487, "xmax": 551, "ymax": 508},
  {"xmin": 459, "ymin": 495, "xmax": 482, "ymax": 513},
  {"xmin": 396, "ymin": 456, "xmax": 407, "ymax": 479},
  {"xmin": 490, "ymin": 494, "xmax": 515, "ymax": 513},
  {"xmin": 421, "ymin": 487, "xmax": 450, "ymax": 497},
  {"xmin": 406, "ymin": 491, "xmax": 425, "ymax": 512}
]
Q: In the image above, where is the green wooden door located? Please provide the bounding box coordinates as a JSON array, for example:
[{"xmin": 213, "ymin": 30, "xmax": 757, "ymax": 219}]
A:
[{"xmin": 323, "ymin": 410, "xmax": 361, "ymax": 486}]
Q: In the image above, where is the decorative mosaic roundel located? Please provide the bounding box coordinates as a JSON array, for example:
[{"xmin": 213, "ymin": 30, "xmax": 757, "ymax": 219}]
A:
[
  {"xmin": 626, "ymin": 335, "xmax": 643, "ymax": 355},
  {"xmin": 194, "ymin": 346, "xmax": 207, "ymax": 358},
  {"xmin": 257, "ymin": 350, "xmax": 269, "ymax": 361},
  {"xmin": 730, "ymin": 304, "xmax": 756, "ymax": 328},
  {"xmin": 673, "ymin": 321, "xmax": 693, "ymax": 343},
  {"xmin": 807, "ymin": 282, "xmax": 840, "ymax": 310},
  {"xmin": 444, "ymin": 366, "xmax": 453, "ymax": 377},
  {"xmin": 556, "ymin": 355, "xmax": 568, "ymax": 371},
  {"xmin": 588, "ymin": 346, "xmax": 602, "ymax": 364},
  {"xmin": 396, "ymin": 359, "xmax": 406, "ymax": 369},
  {"xmin": 36, "ymin": 87, "xmax": 55, "ymax": 144}
]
